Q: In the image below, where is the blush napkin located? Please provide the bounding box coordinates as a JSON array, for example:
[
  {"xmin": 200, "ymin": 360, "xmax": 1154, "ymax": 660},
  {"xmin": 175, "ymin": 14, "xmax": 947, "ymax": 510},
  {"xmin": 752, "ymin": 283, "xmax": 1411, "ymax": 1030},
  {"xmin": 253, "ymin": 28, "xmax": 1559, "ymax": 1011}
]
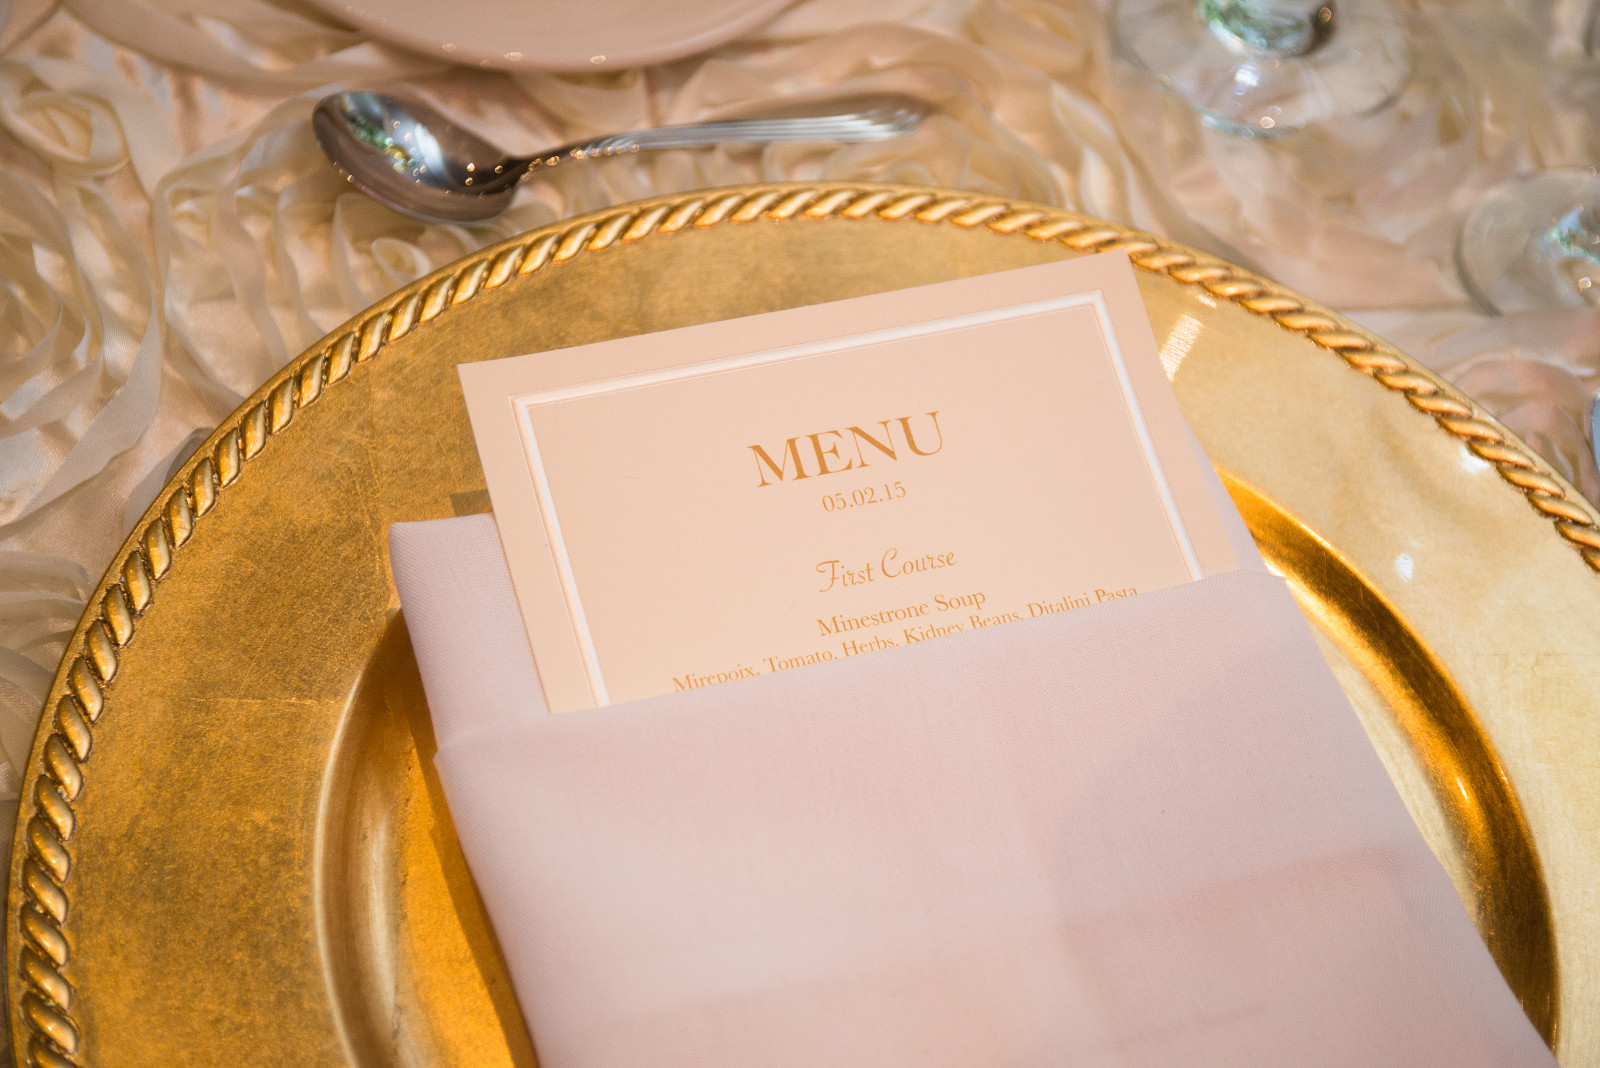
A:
[{"xmin": 388, "ymin": 483, "xmax": 1553, "ymax": 1068}]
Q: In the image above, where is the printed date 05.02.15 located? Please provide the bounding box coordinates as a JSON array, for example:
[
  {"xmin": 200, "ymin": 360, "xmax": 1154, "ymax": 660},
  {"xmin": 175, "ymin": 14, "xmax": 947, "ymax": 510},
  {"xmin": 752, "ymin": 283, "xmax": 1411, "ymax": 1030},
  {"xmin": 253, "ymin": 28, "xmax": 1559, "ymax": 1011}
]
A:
[{"xmin": 822, "ymin": 481, "xmax": 907, "ymax": 513}]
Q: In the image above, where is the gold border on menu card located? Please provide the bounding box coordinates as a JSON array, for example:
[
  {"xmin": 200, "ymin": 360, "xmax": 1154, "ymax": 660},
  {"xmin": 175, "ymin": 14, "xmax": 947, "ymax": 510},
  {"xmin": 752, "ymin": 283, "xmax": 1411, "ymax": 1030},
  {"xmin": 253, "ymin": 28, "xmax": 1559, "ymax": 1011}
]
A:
[
  {"xmin": 9, "ymin": 182, "xmax": 1591, "ymax": 1067},
  {"xmin": 507, "ymin": 285, "xmax": 1208, "ymax": 709}
]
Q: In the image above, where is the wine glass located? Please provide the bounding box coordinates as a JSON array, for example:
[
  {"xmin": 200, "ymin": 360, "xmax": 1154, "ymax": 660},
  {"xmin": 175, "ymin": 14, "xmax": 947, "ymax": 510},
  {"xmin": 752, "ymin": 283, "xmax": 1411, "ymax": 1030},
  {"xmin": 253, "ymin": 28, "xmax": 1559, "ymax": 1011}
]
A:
[
  {"xmin": 1113, "ymin": 0, "xmax": 1413, "ymax": 136},
  {"xmin": 1456, "ymin": 170, "xmax": 1600, "ymax": 314}
]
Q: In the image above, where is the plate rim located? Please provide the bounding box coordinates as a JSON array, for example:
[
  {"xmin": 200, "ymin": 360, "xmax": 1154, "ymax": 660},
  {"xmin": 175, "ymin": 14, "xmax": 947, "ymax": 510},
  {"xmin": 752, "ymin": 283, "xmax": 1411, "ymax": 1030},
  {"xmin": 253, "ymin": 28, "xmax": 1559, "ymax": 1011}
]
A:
[
  {"xmin": 305, "ymin": 0, "xmax": 793, "ymax": 72},
  {"xmin": 11, "ymin": 180, "xmax": 1598, "ymax": 1065}
]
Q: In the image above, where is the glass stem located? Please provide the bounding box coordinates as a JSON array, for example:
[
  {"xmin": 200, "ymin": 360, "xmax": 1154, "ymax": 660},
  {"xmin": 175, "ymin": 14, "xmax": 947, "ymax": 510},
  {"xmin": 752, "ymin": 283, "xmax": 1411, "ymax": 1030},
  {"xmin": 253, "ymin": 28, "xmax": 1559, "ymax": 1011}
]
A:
[{"xmin": 1199, "ymin": 0, "xmax": 1337, "ymax": 54}]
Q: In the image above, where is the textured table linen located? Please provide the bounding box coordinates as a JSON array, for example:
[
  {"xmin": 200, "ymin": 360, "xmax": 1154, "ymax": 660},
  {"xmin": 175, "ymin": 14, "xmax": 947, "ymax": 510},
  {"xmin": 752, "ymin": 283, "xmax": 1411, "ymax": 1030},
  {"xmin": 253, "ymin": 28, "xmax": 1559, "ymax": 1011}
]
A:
[
  {"xmin": 0, "ymin": 0, "xmax": 1596, "ymax": 1062},
  {"xmin": 388, "ymin": 504, "xmax": 1554, "ymax": 1067}
]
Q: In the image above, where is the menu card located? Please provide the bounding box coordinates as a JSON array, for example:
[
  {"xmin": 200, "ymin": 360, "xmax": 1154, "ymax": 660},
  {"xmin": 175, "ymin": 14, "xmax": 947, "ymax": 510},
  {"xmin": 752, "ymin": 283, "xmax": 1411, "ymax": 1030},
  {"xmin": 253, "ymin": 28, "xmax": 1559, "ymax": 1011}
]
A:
[{"xmin": 459, "ymin": 253, "xmax": 1236, "ymax": 713}]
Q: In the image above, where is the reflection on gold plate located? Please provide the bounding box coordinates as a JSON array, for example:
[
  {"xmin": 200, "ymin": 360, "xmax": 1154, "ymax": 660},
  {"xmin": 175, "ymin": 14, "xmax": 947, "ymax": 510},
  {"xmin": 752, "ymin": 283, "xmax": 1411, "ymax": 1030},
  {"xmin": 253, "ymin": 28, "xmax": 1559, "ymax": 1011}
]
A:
[{"xmin": 10, "ymin": 183, "xmax": 1600, "ymax": 1067}]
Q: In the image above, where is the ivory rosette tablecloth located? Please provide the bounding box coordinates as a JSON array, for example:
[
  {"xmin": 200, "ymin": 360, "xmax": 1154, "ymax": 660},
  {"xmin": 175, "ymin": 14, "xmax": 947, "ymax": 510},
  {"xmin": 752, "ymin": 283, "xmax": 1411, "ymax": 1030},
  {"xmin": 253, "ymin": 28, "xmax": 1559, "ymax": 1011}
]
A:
[{"xmin": 0, "ymin": 0, "xmax": 1596, "ymax": 1061}]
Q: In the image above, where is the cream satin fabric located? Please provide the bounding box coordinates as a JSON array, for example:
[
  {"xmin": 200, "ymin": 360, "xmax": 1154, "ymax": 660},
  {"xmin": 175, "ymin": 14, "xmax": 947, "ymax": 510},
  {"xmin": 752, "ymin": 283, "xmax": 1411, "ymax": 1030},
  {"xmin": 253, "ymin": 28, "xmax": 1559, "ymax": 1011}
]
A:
[
  {"xmin": 388, "ymin": 510, "xmax": 1556, "ymax": 1067},
  {"xmin": 0, "ymin": 5, "xmax": 1595, "ymax": 1059}
]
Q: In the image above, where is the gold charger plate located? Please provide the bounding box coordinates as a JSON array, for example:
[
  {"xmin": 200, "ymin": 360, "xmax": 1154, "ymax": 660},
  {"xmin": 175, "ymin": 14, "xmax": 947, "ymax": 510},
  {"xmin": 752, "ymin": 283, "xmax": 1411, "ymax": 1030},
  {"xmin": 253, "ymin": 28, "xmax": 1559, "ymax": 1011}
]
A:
[{"xmin": 10, "ymin": 182, "xmax": 1600, "ymax": 1067}]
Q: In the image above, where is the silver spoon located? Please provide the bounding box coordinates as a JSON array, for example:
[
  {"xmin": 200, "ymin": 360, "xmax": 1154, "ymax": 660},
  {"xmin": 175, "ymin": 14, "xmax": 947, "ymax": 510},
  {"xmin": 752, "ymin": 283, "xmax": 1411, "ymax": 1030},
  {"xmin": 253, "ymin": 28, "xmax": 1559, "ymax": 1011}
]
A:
[{"xmin": 313, "ymin": 89, "xmax": 931, "ymax": 224}]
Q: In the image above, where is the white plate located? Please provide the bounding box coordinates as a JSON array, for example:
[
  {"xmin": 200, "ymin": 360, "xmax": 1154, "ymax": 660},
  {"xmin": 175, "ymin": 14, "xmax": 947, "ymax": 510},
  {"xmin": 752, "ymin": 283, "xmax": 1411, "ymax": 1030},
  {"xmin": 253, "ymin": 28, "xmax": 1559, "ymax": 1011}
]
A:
[{"xmin": 313, "ymin": 0, "xmax": 792, "ymax": 72}]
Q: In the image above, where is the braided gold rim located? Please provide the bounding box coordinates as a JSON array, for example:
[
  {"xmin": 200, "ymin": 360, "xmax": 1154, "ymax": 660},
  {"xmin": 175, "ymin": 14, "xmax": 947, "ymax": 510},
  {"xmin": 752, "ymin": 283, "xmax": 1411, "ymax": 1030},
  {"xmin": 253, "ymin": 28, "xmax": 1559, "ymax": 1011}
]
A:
[{"xmin": 10, "ymin": 181, "xmax": 1597, "ymax": 1065}]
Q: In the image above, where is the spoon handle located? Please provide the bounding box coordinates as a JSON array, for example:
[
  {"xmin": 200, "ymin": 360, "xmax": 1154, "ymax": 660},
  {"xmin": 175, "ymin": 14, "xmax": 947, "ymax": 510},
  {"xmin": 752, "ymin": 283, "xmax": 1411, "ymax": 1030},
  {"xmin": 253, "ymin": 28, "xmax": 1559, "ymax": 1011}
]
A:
[{"xmin": 519, "ymin": 95, "xmax": 929, "ymax": 173}]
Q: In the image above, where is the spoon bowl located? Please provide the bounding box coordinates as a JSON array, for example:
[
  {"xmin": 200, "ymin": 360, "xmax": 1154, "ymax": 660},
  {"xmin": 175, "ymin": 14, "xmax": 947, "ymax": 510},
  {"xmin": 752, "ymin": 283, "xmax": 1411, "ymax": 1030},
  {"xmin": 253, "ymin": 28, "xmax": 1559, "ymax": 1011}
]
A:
[
  {"xmin": 314, "ymin": 92, "xmax": 523, "ymax": 223},
  {"xmin": 314, "ymin": 89, "xmax": 932, "ymax": 224}
]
